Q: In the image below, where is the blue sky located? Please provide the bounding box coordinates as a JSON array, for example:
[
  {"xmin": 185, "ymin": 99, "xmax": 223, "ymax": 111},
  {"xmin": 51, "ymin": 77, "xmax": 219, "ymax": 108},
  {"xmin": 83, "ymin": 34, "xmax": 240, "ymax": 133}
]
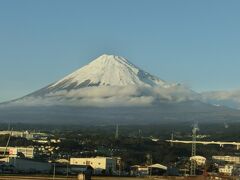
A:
[{"xmin": 0, "ymin": 0, "xmax": 240, "ymax": 102}]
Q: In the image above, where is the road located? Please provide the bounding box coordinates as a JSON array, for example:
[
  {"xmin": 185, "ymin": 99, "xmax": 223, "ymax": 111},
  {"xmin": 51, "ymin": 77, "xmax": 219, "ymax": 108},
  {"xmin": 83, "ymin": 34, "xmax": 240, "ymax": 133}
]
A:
[{"xmin": 167, "ymin": 140, "xmax": 240, "ymax": 150}]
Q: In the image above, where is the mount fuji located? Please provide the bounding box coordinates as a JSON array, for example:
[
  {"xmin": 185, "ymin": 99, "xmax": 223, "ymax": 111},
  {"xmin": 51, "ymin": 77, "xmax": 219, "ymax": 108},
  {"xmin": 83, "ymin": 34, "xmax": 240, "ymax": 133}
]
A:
[
  {"xmin": 5, "ymin": 54, "xmax": 198, "ymax": 106},
  {"xmin": 49, "ymin": 54, "xmax": 169, "ymax": 88},
  {"xmin": 0, "ymin": 54, "xmax": 239, "ymax": 124}
]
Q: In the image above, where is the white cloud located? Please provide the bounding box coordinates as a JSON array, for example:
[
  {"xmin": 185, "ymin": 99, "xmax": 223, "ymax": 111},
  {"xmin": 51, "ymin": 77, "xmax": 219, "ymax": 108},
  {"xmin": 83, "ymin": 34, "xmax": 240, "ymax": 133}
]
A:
[
  {"xmin": 5, "ymin": 85, "xmax": 200, "ymax": 107},
  {"xmin": 202, "ymin": 90, "xmax": 240, "ymax": 109}
]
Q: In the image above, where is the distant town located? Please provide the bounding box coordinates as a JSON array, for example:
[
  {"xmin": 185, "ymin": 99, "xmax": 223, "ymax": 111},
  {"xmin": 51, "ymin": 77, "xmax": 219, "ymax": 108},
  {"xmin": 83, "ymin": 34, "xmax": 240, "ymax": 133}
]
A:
[{"xmin": 0, "ymin": 122, "xmax": 240, "ymax": 179}]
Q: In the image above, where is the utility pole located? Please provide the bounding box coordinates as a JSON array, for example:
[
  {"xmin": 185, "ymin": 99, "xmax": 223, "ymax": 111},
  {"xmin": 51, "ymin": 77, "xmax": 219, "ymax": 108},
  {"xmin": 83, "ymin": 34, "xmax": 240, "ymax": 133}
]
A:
[
  {"xmin": 66, "ymin": 155, "xmax": 69, "ymax": 178},
  {"xmin": 146, "ymin": 154, "xmax": 152, "ymax": 176},
  {"xmin": 171, "ymin": 132, "xmax": 174, "ymax": 147},
  {"xmin": 66, "ymin": 163, "xmax": 69, "ymax": 178},
  {"xmin": 4, "ymin": 128, "xmax": 13, "ymax": 157},
  {"xmin": 190, "ymin": 124, "xmax": 198, "ymax": 176},
  {"xmin": 118, "ymin": 157, "xmax": 121, "ymax": 176},
  {"xmin": 7, "ymin": 121, "xmax": 11, "ymax": 131},
  {"xmin": 115, "ymin": 124, "xmax": 119, "ymax": 140},
  {"xmin": 53, "ymin": 163, "xmax": 56, "ymax": 180},
  {"xmin": 138, "ymin": 129, "xmax": 141, "ymax": 137}
]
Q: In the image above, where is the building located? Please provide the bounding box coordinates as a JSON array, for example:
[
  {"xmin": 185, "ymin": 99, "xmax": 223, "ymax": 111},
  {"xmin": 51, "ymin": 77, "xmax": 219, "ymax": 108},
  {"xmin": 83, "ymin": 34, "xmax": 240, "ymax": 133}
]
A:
[
  {"xmin": 213, "ymin": 156, "xmax": 240, "ymax": 164},
  {"xmin": 0, "ymin": 157, "xmax": 51, "ymax": 173},
  {"xmin": 55, "ymin": 158, "xmax": 69, "ymax": 164},
  {"xmin": 0, "ymin": 147, "xmax": 34, "ymax": 159},
  {"xmin": 70, "ymin": 157, "xmax": 116, "ymax": 175},
  {"xmin": 218, "ymin": 164, "xmax": 234, "ymax": 176},
  {"xmin": 32, "ymin": 139, "xmax": 49, "ymax": 144},
  {"xmin": 190, "ymin": 156, "xmax": 206, "ymax": 166},
  {"xmin": 55, "ymin": 164, "xmax": 93, "ymax": 175},
  {"xmin": 0, "ymin": 130, "xmax": 50, "ymax": 140},
  {"xmin": 130, "ymin": 164, "xmax": 167, "ymax": 176},
  {"xmin": 0, "ymin": 131, "xmax": 33, "ymax": 139},
  {"xmin": 130, "ymin": 165, "xmax": 149, "ymax": 176}
]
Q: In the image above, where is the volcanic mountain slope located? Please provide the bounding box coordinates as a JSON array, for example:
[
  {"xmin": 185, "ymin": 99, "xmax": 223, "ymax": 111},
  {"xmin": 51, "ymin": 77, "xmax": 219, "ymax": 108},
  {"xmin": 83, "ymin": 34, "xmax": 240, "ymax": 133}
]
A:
[
  {"xmin": 49, "ymin": 54, "xmax": 169, "ymax": 89},
  {"xmin": 30, "ymin": 54, "xmax": 175, "ymax": 97},
  {"xmin": 0, "ymin": 54, "xmax": 239, "ymax": 124},
  {"xmin": 6, "ymin": 54, "xmax": 198, "ymax": 107},
  {"xmin": 202, "ymin": 90, "xmax": 240, "ymax": 110}
]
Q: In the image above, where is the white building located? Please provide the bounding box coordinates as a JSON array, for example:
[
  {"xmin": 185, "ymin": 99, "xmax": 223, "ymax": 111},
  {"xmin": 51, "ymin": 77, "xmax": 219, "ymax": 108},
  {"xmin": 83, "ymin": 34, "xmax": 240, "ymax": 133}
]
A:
[
  {"xmin": 0, "ymin": 130, "xmax": 50, "ymax": 140},
  {"xmin": 213, "ymin": 156, "xmax": 240, "ymax": 164},
  {"xmin": 0, "ymin": 147, "xmax": 34, "ymax": 159},
  {"xmin": 0, "ymin": 131, "xmax": 35, "ymax": 140},
  {"xmin": 190, "ymin": 156, "xmax": 206, "ymax": 166},
  {"xmin": 218, "ymin": 164, "xmax": 234, "ymax": 176},
  {"xmin": 70, "ymin": 157, "xmax": 116, "ymax": 174},
  {"xmin": 0, "ymin": 131, "xmax": 32, "ymax": 139},
  {"xmin": 130, "ymin": 164, "xmax": 167, "ymax": 176}
]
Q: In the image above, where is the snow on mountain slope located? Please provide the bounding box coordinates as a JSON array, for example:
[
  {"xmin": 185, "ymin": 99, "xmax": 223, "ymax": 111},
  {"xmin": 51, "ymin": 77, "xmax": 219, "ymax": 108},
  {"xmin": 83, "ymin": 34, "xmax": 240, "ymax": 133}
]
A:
[
  {"xmin": 49, "ymin": 54, "xmax": 171, "ymax": 90},
  {"xmin": 1, "ymin": 54, "xmax": 239, "ymax": 124},
  {"xmin": 5, "ymin": 54, "xmax": 199, "ymax": 107}
]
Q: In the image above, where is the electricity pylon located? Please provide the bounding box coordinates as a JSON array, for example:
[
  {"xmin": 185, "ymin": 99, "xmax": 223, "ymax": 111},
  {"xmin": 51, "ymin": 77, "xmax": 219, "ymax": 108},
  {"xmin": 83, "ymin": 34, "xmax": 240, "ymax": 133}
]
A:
[{"xmin": 190, "ymin": 123, "xmax": 199, "ymax": 176}]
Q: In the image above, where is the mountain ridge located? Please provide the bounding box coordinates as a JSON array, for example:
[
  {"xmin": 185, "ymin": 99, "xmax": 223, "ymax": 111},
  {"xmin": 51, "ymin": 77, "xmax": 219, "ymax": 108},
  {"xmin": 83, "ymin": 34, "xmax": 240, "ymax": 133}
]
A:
[
  {"xmin": 1, "ymin": 54, "xmax": 240, "ymax": 124},
  {"xmin": 3, "ymin": 54, "xmax": 196, "ymax": 107}
]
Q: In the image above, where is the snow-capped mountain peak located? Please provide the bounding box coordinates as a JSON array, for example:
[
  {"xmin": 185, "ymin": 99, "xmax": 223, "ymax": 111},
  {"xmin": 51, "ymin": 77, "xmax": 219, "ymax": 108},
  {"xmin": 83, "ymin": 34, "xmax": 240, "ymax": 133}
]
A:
[
  {"xmin": 0, "ymin": 54, "xmax": 236, "ymax": 124},
  {"xmin": 49, "ymin": 54, "xmax": 170, "ymax": 90},
  {"xmin": 3, "ymin": 54, "xmax": 199, "ymax": 108}
]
